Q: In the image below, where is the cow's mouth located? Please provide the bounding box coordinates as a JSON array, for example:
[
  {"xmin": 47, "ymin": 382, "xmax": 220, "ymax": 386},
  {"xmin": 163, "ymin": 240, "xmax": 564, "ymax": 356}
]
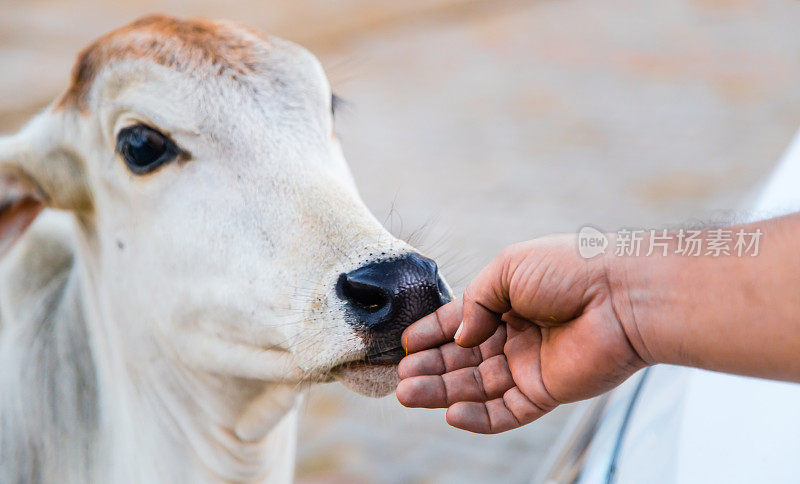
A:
[
  {"xmin": 327, "ymin": 345, "xmax": 405, "ymax": 397},
  {"xmin": 330, "ymin": 361, "xmax": 401, "ymax": 397},
  {"xmin": 329, "ymin": 344, "xmax": 404, "ymax": 373},
  {"xmin": 363, "ymin": 345, "xmax": 405, "ymax": 365}
]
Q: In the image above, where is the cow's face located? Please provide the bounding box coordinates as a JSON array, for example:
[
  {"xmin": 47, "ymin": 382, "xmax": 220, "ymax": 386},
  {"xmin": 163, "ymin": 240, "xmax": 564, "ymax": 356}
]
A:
[{"xmin": 0, "ymin": 15, "xmax": 450, "ymax": 397}]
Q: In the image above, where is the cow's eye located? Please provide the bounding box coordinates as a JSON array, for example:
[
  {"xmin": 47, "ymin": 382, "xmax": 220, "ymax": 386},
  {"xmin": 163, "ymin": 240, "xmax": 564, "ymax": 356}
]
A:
[{"xmin": 116, "ymin": 124, "xmax": 179, "ymax": 174}]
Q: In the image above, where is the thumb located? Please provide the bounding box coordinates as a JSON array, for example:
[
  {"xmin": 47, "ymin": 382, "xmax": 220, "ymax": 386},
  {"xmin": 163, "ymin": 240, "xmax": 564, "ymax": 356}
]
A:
[{"xmin": 456, "ymin": 246, "xmax": 518, "ymax": 347}]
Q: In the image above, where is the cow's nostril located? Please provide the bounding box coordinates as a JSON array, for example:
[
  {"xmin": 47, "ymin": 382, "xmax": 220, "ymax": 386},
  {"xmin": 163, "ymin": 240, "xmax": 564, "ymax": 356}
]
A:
[
  {"xmin": 337, "ymin": 274, "xmax": 389, "ymax": 313},
  {"xmin": 336, "ymin": 253, "xmax": 444, "ymax": 339}
]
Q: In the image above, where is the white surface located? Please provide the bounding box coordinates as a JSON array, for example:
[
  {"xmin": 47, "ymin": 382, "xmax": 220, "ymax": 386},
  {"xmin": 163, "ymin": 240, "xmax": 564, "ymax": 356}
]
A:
[
  {"xmin": 752, "ymin": 128, "xmax": 800, "ymax": 217},
  {"xmin": 676, "ymin": 371, "xmax": 800, "ymax": 483}
]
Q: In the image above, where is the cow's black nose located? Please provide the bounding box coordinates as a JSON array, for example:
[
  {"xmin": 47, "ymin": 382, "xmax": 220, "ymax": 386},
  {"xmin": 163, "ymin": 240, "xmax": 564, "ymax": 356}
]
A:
[{"xmin": 337, "ymin": 253, "xmax": 451, "ymax": 362}]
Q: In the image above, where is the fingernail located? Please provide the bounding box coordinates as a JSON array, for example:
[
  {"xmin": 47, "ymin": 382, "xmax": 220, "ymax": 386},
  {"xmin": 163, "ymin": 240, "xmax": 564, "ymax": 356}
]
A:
[{"xmin": 454, "ymin": 322, "xmax": 464, "ymax": 342}]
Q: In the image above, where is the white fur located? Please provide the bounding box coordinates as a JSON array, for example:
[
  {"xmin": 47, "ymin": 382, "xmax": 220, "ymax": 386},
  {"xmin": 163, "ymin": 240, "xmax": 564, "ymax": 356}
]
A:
[{"xmin": 0, "ymin": 26, "xmax": 416, "ymax": 483}]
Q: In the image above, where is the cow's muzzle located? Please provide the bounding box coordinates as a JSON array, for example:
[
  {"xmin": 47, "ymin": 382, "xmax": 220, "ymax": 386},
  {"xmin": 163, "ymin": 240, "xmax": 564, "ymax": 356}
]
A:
[{"xmin": 336, "ymin": 253, "xmax": 452, "ymax": 364}]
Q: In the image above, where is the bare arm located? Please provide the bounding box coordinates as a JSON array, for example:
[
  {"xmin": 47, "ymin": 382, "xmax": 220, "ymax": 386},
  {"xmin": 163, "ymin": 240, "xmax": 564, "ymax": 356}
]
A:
[
  {"xmin": 612, "ymin": 212, "xmax": 800, "ymax": 381},
  {"xmin": 397, "ymin": 212, "xmax": 800, "ymax": 433}
]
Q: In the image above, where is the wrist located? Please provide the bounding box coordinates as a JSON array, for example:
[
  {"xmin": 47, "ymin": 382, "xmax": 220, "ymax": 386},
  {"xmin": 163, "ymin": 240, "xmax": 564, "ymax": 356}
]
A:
[
  {"xmin": 602, "ymin": 234, "xmax": 662, "ymax": 366},
  {"xmin": 601, "ymin": 228, "xmax": 751, "ymax": 368},
  {"xmin": 594, "ymin": 215, "xmax": 800, "ymax": 381}
]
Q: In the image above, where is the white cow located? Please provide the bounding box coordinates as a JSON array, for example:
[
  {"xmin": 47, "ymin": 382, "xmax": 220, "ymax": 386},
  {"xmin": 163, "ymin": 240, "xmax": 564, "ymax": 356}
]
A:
[{"xmin": 0, "ymin": 15, "xmax": 450, "ymax": 484}]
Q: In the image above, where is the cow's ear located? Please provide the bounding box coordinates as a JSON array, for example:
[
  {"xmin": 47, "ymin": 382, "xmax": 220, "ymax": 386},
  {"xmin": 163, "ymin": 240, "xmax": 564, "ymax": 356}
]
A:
[
  {"xmin": 0, "ymin": 169, "xmax": 45, "ymax": 257},
  {"xmin": 0, "ymin": 113, "xmax": 90, "ymax": 258}
]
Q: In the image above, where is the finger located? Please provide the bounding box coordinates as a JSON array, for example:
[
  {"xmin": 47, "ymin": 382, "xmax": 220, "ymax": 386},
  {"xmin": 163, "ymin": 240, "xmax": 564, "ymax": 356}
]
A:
[
  {"xmin": 401, "ymin": 298, "xmax": 462, "ymax": 354},
  {"xmin": 396, "ymin": 375, "xmax": 445, "ymax": 408},
  {"xmin": 457, "ymin": 247, "xmax": 518, "ymax": 347},
  {"xmin": 398, "ymin": 325, "xmax": 507, "ymax": 379},
  {"xmin": 396, "ymin": 355, "xmax": 515, "ymax": 408},
  {"xmin": 398, "ymin": 344, "xmax": 479, "ymax": 380},
  {"xmin": 445, "ymin": 387, "xmax": 549, "ymax": 434}
]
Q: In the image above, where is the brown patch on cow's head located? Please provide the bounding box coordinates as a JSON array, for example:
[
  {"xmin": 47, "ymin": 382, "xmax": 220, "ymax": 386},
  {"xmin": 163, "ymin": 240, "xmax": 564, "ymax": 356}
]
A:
[{"xmin": 56, "ymin": 14, "xmax": 270, "ymax": 111}]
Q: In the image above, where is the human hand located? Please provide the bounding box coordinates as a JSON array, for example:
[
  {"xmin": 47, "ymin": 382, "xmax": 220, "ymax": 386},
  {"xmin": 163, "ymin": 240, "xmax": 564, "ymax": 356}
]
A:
[{"xmin": 396, "ymin": 235, "xmax": 647, "ymax": 433}]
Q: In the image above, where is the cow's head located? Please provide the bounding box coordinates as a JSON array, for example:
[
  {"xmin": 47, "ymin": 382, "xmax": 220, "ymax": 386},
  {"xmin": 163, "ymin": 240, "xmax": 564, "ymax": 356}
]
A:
[{"xmin": 0, "ymin": 15, "xmax": 450, "ymax": 401}]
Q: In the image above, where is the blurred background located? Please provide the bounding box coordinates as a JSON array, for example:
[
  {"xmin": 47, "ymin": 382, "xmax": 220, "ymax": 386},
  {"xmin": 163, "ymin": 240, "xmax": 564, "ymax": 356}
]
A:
[{"xmin": 2, "ymin": 0, "xmax": 799, "ymax": 482}]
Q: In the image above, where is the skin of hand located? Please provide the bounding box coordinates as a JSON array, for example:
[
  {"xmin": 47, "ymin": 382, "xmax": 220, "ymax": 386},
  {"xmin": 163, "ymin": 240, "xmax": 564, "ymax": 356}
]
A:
[
  {"xmin": 397, "ymin": 213, "xmax": 800, "ymax": 434},
  {"xmin": 396, "ymin": 235, "xmax": 647, "ymax": 434}
]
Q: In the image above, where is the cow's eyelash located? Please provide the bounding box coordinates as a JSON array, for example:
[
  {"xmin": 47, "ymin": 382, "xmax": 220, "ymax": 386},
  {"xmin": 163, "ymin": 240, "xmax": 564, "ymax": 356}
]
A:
[{"xmin": 331, "ymin": 93, "xmax": 344, "ymax": 117}]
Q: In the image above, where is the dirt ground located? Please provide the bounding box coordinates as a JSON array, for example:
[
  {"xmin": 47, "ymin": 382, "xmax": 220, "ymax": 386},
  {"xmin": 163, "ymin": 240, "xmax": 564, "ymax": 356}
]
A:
[{"xmin": 2, "ymin": 0, "xmax": 799, "ymax": 482}]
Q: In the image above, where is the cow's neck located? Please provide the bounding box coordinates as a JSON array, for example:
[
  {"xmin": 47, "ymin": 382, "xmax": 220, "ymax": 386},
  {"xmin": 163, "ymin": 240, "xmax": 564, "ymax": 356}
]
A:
[
  {"xmin": 74, "ymin": 240, "xmax": 302, "ymax": 484},
  {"xmin": 1, "ymin": 215, "xmax": 300, "ymax": 484}
]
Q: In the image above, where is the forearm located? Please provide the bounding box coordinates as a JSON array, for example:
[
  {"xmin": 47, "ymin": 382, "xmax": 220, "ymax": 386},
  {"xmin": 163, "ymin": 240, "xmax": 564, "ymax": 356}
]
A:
[{"xmin": 608, "ymin": 213, "xmax": 800, "ymax": 381}]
